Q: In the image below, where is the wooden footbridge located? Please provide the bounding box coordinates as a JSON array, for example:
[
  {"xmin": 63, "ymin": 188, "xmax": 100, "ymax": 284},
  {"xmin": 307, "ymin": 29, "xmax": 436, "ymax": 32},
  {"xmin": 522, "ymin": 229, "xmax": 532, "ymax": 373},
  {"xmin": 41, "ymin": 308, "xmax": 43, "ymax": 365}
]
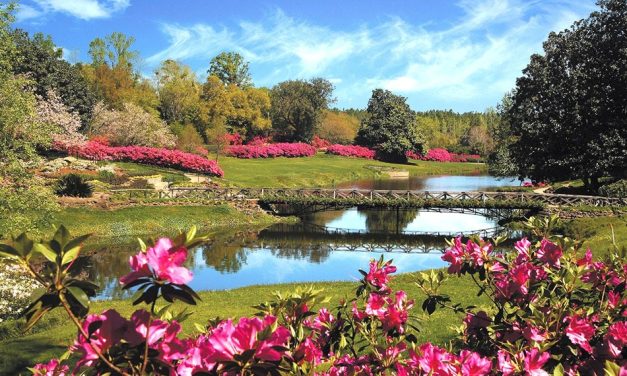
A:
[{"xmin": 114, "ymin": 187, "xmax": 626, "ymax": 210}]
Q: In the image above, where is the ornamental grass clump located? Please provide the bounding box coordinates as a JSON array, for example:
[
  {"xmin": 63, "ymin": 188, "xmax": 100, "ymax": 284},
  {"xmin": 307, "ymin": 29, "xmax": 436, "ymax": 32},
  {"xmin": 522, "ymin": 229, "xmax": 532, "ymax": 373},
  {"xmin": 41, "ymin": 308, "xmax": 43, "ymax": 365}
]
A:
[
  {"xmin": 0, "ymin": 215, "xmax": 624, "ymax": 375},
  {"xmin": 54, "ymin": 174, "xmax": 93, "ymax": 198}
]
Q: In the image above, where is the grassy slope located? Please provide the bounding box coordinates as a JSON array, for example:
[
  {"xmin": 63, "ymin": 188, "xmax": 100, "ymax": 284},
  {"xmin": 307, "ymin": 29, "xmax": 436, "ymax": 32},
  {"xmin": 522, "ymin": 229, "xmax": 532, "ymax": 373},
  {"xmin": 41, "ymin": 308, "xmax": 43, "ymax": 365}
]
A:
[
  {"xmin": 0, "ymin": 273, "xmax": 486, "ymax": 374},
  {"xmin": 52, "ymin": 205, "xmax": 281, "ymax": 238},
  {"xmin": 216, "ymin": 154, "xmax": 485, "ymax": 187},
  {"xmin": 562, "ymin": 214, "xmax": 627, "ymax": 257}
]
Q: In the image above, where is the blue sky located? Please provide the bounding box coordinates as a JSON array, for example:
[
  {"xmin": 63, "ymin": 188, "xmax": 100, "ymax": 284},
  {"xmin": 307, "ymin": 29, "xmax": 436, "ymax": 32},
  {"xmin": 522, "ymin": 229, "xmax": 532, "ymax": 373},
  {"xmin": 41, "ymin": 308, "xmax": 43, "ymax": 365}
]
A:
[{"xmin": 14, "ymin": 0, "xmax": 597, "ymax": 112}]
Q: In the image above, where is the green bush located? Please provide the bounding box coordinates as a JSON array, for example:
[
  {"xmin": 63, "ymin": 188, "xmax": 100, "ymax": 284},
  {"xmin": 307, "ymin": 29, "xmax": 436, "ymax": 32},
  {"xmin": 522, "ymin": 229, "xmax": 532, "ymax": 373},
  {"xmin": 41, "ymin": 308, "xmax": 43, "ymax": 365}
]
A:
[
  {"xmin": 599, "ymin": 179, "xmax": 626, "ymax": 198},
  {"xmin": 54, "ymin": 174, "xmax": 93, "ymax": 197}
]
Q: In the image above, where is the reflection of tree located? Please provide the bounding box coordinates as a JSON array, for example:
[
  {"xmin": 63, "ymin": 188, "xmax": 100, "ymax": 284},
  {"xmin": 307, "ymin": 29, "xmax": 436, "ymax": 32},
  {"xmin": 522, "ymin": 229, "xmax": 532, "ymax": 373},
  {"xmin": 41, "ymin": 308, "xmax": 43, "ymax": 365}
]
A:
[
  {"xmin": 200, "ymin": 239, "xmax": 249, "ymax": 274},
  {"xmin": 300, "ymin": 209, "xmax": 345, "ymax": 225},
  {"xmin": 359, "ymin": 208, "xmax": 419, "ymax": 233}
]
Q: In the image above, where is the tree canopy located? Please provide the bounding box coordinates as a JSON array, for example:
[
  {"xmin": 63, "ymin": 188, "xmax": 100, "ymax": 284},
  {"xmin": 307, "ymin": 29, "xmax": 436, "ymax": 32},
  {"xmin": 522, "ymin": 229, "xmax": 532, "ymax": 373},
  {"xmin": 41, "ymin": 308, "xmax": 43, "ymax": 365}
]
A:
[
  {"xmin": 270, "ymin": 78, "xmax": 334, "ymax": 143},
  {"xmin": 356, "ymin": 89, "xmax": 425, "ymax": 163},
  {"xmin": 208, "ymin": 51, "xmax": 253, "ymax": 88},
  {"xmin": 504, "ymin": 0, "xmax": 626, "ymax": 188}
]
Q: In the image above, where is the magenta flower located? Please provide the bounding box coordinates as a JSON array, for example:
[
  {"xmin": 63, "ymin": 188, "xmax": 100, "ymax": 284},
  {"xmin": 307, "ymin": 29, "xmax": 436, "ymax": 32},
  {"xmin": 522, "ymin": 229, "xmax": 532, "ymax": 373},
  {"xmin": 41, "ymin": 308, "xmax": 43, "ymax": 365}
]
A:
[
  {"xmin": 365, "ymin": 259, "xmax": 397, "ymax": 291},
  {"xmin": 120, "ymin": 237, "xmax": 193, "ymax": 285},
  {"xmin": 537, "ymin": 239, "xmax": 563, "ymax": 267},
  {"xmin": 295, "ymin": 337, "xmax": 323, "ymax": 365},
  {"xmin": 497, "ymin": 350, "xmax": 516, "ymax": 376},
  {"xmin": 365, "ymin": 293, "xmax": 387, "ymax": 316},
  {"xmin": 522, "ymin": 324, "xmax": 548, "ymax": 343},
  {"xmin": 412, "ymin": 343, "xmax": 458, "ymax": 376},
  {"xmin": 442, "ymin": 237, "xmax": 464, "ymax": 274},
  {"xmin": 459, "ymin": 350, "xmax": 492, "ymax": 376},
  {"xmin": 604, "ymin": 321, "xmax": 627, "ymax": 358},
  {"xmin": 523, "ymin": 348, "xmax": 550, "ymax": 376},
  {"xmin": 72, "ymin": 309, "xmax": 130, "ymax": 368},
  {"xmin": 565, "ymin": 315, "xmax": 595, "ymax": 353},
  {"xmin": 32, "ymin": 359, "xmax": 69, "ymax": 376}
]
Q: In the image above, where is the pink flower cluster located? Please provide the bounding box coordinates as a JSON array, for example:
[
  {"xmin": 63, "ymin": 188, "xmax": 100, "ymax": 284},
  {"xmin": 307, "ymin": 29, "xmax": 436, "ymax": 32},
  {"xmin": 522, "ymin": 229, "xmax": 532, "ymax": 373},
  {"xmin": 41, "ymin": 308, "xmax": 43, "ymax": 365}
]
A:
[
  {"xmin": 54, "ymin": 140, "xmax": 224, "ymax": 177},
  {"xmin": 226, "ymin": 142, "xmax": 316, "ymax": 158},
  {"xmin": 223, "ymin": 133, "xmax": 243, "ymax": 146},
  {"xmin": 31, "ymin": 235, "xmax": 627, "ymax": 376},
  {"xmin": 311, "ymin": 135, "xmax": 332, "ymax": 150},
  {"xmin": 406, "ymin": 148, "xmax": 481, "ymax": 162},
  {"xmin": 522, "ymin": 181, "xmax": 547, "ymax": 187},
  {"xmin": 441, "ymin": 237, "xmax": 627, "ymax": 375},
  {"xmin": 120, "ymin": 238, "xmax": 193, "ymax": 286},
  {"xmin": 177, "ymin": 315, "xmax": 290, "ymax": 375},
  {"xmin": 326, "ymin": 144, "xmax": 376, "ymax": 159}
]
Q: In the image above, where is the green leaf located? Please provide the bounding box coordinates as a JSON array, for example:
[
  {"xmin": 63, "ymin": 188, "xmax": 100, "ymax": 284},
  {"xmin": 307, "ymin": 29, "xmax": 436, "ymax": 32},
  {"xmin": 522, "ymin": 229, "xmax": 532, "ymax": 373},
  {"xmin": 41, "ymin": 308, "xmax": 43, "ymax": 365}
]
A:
[
  {"xmin": 66, "ymin": 286, "xmax": 90, "ymax": 308},
  {"xmin": 14, "ymin": 233, "xmax": 34, "ymax": 257},
  {"xmin": 137, "ymin": 237, "xmax": 146, "ymax": 252},
  {"xmin": 33, "ymin": 243, "xmax": 57, "ymax": 263},
  {"xmin": 0, "ymin": 244, "xmax": 20, "ymax": 259},
  {"xmin": 53, "ymin": 225, "xmax": 71, "ymax": 248},
  {"xmin": 64, "ymin": 234, "xmax": 91, "ymax": 253},
  {"xmin": 553, "ymin": 364, "xmax": 564, "ymax": 376},
  {"xmin": 61, "ymin": 246, "xmax": 81, "ymax": 266},
  {"xmin": 186, "ymin": 226, "xmax": 197, "ymax": 244}
]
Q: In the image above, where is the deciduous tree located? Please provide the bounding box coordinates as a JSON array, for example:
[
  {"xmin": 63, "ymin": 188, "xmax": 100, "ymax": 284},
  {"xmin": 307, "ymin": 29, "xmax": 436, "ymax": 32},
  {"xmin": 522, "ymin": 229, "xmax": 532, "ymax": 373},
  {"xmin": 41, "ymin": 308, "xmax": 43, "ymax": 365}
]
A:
[
  {"xmin": 208, "ymin": 51, "xmax": 252, "ymax": 88},
  {"xmin": 270, "ymin": 78, "xmax": 334, "ymax": 143}
]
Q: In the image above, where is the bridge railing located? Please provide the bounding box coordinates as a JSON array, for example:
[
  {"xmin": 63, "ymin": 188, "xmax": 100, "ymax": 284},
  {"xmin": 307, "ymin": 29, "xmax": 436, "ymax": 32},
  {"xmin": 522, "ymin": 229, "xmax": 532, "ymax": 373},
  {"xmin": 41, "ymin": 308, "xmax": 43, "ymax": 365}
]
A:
[{"xmin": 110, "ymin": 187, "xmax": 626, "ymax": 207}]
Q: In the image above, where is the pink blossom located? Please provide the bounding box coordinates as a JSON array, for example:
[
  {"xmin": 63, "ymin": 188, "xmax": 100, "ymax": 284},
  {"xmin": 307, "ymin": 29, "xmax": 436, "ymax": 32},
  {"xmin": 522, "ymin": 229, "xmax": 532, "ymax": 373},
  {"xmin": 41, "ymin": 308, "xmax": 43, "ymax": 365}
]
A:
[
  {"xmin": 442, "ymin": 237, "xmax": 464, "ymax": 274},
  {"xmin": 365, "ymin": 259, "xmax": 397, "ymax": 291},
  {"xmin": 295, "ymin": 337, "xmax": 323, "ymax": 364},
  {"xmin": 412, "ymin": 343, "xmax": 457, "ymax": 376},
  {"xmin": 365, "ymin": 293, "xmax": 387, "ymax": 316},
  {"xmin": 523, "ymin": 348, "xmax": 550, "ymax": 376},
  {"xmin": 459, "ymin": 350, "xmax": 492, "ymax": 376},
  {"xmin": 537, "ymin": 239, "xmax": 563, "ymax": 267},
  {"xmin": 120, "ymin": 238, "xmax": 193, "ymax": 285},
  {"xmin": 227, "ymin": 142, "xmax": 316, "ymax": 158},
  {"xmin": 32, "ymin": 359, "xmax": 69, "ymax": 376},
  {"xmin": 522, "ymin": 324, "xmax": 548, "ymax": 343},
  {"xmin": 604, "ymin": 321, "xmax": 627, "ymax": 358},
  {"xmin": 515, "ymin": 237, "xmax": 531, "ymax": 261},
  {"xmin": 565, "ymin": 315, "xmax": 595, "ymax": 353},
  {"xmin": 497, "ymin": 350, "xmax": 516, "ymax": 376},
  {"xmin": 72, "ymin": 309, "xmax": 130, "ymax": 367}
]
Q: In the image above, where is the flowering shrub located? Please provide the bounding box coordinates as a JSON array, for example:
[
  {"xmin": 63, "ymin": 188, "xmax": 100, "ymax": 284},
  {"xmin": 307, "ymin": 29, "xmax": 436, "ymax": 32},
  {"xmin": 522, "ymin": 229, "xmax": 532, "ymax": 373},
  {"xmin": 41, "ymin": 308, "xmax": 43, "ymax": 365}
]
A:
[
  {"xmin": 1, "ymin": 216, "xmax": 624, "ymax": 375},
  {"xmin": 226, "ymin": 143, "xmax": 316, "ymax": 158},
  {"xmin": 522, "ymin": 181, "xmax": 547, "ymax": 188},
  {"xmin": 247, "ymin": 136, "xmax": 271, "ymax": 146},
  {"xmin": 311, "ymin": 135, "xmax": 332, "ymax": 150},
  {"xmin": 0, "ymin": 260, "xmax": 38, "ymax": 323},
  {"xmin": 54, "ymin": 140, "xmax": 224, "ymax": 177},
  {"xmin": 326, "ymin": 144, "xmax": 376, "ymax": 159},
  {"xmin": 406, "ymin": 149, "xmax": 482, "ymax": 163},
  {"xmin": 224, "ymin": 133, "xmax": 243, "ymax": 146}
]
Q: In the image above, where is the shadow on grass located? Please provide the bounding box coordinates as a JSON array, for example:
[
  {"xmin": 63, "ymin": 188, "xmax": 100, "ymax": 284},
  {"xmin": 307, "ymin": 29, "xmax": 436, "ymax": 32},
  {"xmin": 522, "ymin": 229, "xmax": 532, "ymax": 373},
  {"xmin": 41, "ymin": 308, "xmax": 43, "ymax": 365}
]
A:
[{"xmin": 0, "ymin": 336, "xmax": 68, "ymax": 375}]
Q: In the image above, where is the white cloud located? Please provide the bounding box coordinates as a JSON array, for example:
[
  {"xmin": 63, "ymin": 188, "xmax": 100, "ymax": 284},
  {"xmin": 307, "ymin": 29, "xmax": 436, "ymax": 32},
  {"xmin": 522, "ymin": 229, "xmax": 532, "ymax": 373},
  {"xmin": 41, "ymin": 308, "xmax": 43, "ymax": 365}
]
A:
[
  {"xmin": 147, "ymin": 0, "xmax": 596, "ymax": 110},
  {"xmin": 19, "ymin": 0, "xmax": 130, "ymax": 21}
]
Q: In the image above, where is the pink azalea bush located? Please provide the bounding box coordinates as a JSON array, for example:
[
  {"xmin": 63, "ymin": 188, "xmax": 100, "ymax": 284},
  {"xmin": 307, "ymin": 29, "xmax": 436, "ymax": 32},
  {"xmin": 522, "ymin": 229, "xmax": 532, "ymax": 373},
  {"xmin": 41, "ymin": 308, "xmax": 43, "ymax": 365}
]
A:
[
  {"xmin": 311, "ymin": 135, "xmax": 332, "ymax": 150},
  {"xmin": 226, "ymin": 142, "xmax": 316, "ymax": 158},
  {"xmin": 406, "ymin": 149, "xmax": 482, "ymax": 163},
  {"xmin": 326, "ymin": 144, "xmax": 376, "ymax": 159},
  {"xmin": 53, "ymin": 140, "xmax": 223, "ymax": 177},
  {"xmin": 4, "ymin": 218, "xmax": 624, "ymax": 375}
]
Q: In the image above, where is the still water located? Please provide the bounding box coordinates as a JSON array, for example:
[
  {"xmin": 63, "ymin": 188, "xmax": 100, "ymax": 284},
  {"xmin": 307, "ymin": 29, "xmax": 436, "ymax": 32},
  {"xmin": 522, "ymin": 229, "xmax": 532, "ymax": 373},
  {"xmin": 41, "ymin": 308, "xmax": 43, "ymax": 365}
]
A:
[{"xmin": 88, "ymin": 175, "xmax": 523, "ymax": 299}]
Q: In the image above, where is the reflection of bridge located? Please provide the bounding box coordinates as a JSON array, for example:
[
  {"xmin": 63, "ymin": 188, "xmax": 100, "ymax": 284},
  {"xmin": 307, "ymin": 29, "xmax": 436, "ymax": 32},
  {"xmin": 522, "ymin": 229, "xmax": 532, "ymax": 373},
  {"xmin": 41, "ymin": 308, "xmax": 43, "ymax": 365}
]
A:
[
  {"xmin": 251, "ymin": 223, "xmax": 522, "ymax": 254},
  {"xmin": 114, "ymin": 187, "xmax": 626, "ymax": 210}
]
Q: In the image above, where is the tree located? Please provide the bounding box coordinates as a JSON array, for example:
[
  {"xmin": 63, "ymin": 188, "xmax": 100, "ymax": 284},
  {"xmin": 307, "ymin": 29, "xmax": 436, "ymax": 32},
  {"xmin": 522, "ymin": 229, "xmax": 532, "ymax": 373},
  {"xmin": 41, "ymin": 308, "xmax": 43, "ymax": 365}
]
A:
[
  {"xmin": 11, "ymin": 29, "xmax": 95, "ymax": 126},
  {"xmin": 35, "ymin": 90, "xmax": 85, "ymax": 147},
  {"xmin": 226, "ymin": 85, "xmax": 271, "ymax": 139},
  {"xmin": 270, "ymin": 78, "xmax": 334, "ymax": 143},
  {"xmin": 0, "ymin": 3, "xmax": 58, "ymax": 233},
  {"xmin": 356, "ymin": 89, "xmax": 425, "ymax": 163},
  {"xmin": 318, "ymin": 110, "xmax": 359, "ymax": 144},
  {"xmin": 83, "ymin": 33, "xmax": 158, "ymax": 115},
  {"xmin": 155, "ymin": 59, "xmax": 202, "ymax": 125},
  {"xmin": 505, "ymin": 0, "xmax": 626, "ymax": 189},
  {"xmin": 88, "ymin": 32, "xmax": 138, "ymax": 69},
  {"xmin": 90, "ymin": 102, "xmax": 176, "ymax": 148},
  {"xmin": 208, "ymin": 51, "xmax": 252, "ymax": 88}
]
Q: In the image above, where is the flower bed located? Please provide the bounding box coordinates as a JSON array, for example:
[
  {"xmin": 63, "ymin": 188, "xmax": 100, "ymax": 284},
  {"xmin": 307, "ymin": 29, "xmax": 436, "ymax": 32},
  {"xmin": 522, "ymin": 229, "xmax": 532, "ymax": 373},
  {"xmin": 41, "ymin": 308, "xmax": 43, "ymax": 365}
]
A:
[
  {"xmin": 311, "ymin": 135, "xmax": 331, "ymax": 150},
  {"xmin": 3, "ymin": 217, "xmax": 626, "ymax": 375},
  {"xmin": 407, "ymin": 148, "xmax": 481, "ymax": 162},
  {"xmin": 326, "ymin": 144, "xmax": 376, "ymax": 159},
  {"xmin": 54, "ymin": 141, "xmax": 224, "ymax": 177},
  {"xmin": 226, "ymin": 143, "xmax": 316, "ymax": 158}
]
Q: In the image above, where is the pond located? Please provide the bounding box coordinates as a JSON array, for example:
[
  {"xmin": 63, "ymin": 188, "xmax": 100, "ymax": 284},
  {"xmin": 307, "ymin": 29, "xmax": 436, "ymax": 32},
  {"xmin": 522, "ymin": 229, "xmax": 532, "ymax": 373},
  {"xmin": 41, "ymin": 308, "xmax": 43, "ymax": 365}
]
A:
[{"xmin": 88, "ymin": 175, "xmax": 524, "ymax": 299}]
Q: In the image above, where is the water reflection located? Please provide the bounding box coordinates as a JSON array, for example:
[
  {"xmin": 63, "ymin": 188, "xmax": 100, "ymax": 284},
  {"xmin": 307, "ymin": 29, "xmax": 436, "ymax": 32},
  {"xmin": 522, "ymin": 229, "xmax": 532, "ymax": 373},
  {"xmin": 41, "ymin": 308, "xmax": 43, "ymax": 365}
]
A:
[
  {"xmin": 85, "ymin": 175, "xmax": 526, "ymax": 299},
  {"xmin": 338, "ymin": 175, "xmax": 524, "ymax": 191}
]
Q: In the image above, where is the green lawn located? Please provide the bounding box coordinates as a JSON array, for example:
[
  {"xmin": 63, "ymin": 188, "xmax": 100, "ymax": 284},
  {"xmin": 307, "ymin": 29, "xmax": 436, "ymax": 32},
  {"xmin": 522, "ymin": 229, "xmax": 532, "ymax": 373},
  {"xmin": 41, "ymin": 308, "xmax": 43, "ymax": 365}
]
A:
[
  {"xmin": 214, "ymin": 154, "xmax": 486, "ymax": 188},
  {"xmin": 0, "ymin": 272, "xmax": 486, "ymax": 374},
  {"xmin": 51, "ymin": 204, "xmax": 282, "ymax": 238},
  {"xmin": 562, "ymin": 214, "xmax": 627, "ymax": 257}
]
